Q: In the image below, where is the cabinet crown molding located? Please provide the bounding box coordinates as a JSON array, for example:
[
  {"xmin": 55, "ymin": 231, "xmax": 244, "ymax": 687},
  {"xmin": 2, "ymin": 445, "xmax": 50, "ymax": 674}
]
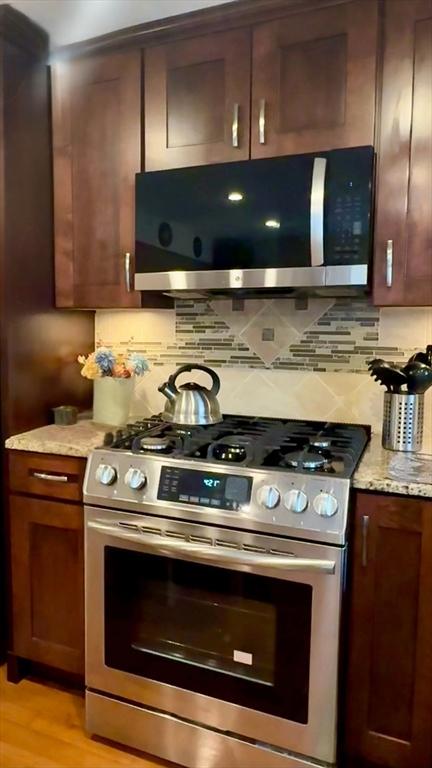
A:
[
  {"xmin": 52, "ymin": 0, "xmax": 351, "ymax": 60},
  {"xmin": 0, "ymin": 4, "xmax": 48, "ymax": 57}
]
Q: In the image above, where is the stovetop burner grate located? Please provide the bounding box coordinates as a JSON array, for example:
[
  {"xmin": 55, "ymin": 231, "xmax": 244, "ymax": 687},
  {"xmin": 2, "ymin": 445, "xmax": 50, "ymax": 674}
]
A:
[{"xmin": 103, "ymin": 415, "xmax": 370, "ymax": 479}]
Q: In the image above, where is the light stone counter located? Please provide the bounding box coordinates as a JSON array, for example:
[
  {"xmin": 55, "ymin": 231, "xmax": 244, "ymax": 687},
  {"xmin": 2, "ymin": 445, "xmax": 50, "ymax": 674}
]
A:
[
  {"xmin": 5, "ymin": 420, "xmax": 107, "ymax": 458},
  {"xmin": 353, "ymin": 432, "xmax": 432, "ymax": 498}
]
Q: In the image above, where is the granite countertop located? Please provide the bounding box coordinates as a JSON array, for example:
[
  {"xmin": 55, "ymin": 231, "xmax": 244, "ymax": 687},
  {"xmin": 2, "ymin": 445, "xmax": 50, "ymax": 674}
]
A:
[
  {"xmin": 5, "ymin": 421, "xmax": 432, "ymax": 498},
  {"xmin": 353, "ymin": 432, "xmax": 432, "ymax": 498},
  {"xmin": 5, "ymin": 420, "xmax": 107, "ymax": 458}
]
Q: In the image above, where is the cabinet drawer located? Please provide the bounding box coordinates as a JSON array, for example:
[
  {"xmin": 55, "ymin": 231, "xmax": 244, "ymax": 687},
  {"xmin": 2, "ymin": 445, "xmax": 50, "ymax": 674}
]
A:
[{"xmin": 8, "ymin": 451, "xmax": 86, "ymax": 502}]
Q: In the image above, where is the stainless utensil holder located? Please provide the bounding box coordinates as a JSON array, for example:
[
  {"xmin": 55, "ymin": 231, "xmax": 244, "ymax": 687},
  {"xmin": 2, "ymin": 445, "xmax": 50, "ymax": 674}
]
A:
[{"xmin": 382, "ymin": 392, "xmax": 424, "ymax": 452}]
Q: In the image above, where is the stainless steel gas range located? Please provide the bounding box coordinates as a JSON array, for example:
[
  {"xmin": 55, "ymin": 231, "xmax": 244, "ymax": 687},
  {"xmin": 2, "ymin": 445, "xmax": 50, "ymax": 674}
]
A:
[{"xmin": 84, "ymin": 415, "xmax": 369, "ymax": 768}]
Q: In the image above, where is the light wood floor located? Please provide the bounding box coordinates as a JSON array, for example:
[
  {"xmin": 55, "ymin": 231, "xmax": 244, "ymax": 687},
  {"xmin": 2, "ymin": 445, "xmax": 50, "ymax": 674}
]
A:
[{"xmin": 0, "ymin": 666, "xmax": 174, "ymax": 768}]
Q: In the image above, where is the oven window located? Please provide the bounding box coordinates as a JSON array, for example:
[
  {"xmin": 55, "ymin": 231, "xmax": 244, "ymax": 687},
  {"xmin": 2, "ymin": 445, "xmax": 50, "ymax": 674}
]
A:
[{"xmin": 104, "ymin": 547, "xmax": 312, "ymax": 723}]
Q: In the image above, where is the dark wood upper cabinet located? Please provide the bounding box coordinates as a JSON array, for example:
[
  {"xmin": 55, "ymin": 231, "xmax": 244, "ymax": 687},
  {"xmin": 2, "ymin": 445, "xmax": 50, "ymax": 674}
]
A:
[
  {"xmin": 52, "ymin": 50, "xmax": 142, "ymax": 308},
  {"xmin": 345, "ymin": 492, "xmax": 432, "ymax": 768},
  {"xmin": 251, "ymin": 0, "xmax": 378, "ymax": 158},
  {"xmin": 373, "ymin": 0, "xmax": 432, "ymax": 307},
  {"xmin": 144, "ymin": 29, "xmax": 251, "ymax": 170}
]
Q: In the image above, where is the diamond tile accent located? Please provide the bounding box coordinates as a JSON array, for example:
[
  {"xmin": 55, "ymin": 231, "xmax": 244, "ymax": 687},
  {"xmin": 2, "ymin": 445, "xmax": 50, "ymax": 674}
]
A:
[
  {"xmin": 273, "ymin": 298, "xmax": 335, "ymax": 333},
  {"xmin": 240, "ymin": 305, "xmax": 299, "ymax": 365},
  {"xmin": 211, "ymin": 299, "xmax": 272, "ymax": 335}
]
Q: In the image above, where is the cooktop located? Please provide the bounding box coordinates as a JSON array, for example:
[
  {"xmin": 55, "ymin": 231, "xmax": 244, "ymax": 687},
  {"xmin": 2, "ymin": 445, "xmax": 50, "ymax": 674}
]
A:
[{"xmin": 102, "ymin": 415, "xmax": 370, "ymax": 480}]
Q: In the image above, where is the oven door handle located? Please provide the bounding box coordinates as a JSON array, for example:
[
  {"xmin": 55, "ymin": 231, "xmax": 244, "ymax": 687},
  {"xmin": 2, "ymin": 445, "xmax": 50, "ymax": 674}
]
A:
[{"xmin": 88, "ymin": 520, "xmax": 336, "ymax": 574}]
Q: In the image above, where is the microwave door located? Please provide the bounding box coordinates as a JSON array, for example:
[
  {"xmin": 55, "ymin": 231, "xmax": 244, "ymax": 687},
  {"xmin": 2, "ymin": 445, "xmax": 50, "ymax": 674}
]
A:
[{"xmin": 134, "ymin": 154, "xmax": 326, "ymax": 292}]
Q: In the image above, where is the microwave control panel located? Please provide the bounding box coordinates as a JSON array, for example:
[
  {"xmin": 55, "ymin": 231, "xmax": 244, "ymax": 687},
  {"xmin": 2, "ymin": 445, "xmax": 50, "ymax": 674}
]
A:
[{"xmin": 325, "ymin": 146, "xmax": 374, "ymax": 266}]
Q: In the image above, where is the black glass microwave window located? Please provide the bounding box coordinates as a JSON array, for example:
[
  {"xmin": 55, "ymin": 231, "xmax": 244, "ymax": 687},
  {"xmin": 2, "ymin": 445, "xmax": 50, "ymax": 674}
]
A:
[
  {"xmin": 135, "ymin": 146, "xmax": 374, "ymax": 273},
  {"xmin": 104, "ymin": 546, "xmax": 312, "ymax": 724}
]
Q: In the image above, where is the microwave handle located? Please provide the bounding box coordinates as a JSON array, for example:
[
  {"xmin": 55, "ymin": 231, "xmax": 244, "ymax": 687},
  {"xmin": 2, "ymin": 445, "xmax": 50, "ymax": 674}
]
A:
[
  {"xmin": 310, "ymin": 157, "xmax": 327, "ymax": 267},
  {"xmin": 89, "ymin": 520, "xmax": 336, "ymax": 575}
]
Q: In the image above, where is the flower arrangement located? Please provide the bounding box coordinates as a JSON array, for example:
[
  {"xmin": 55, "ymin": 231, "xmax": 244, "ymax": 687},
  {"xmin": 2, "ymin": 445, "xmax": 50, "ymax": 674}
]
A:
[{"xmin": 78, "ymin": 348, "xmax": 149, "ymax": 380}]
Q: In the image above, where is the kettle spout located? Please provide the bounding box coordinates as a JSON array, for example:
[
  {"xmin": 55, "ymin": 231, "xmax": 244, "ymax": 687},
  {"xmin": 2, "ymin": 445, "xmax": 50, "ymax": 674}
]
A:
[{"xmin": 158, "ymin": 381, "xmax": 177, "ymax": 402}]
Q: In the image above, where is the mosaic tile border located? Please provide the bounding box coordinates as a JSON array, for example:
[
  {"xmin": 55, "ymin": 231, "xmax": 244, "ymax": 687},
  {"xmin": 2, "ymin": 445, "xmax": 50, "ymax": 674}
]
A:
[{"xmin": 97, "ymin": 297, "xmax": 425, "ymax": 374}]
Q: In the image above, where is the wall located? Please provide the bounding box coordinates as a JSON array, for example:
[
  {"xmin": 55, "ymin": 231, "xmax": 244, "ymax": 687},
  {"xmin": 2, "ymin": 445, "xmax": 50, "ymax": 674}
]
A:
[{"xmin": 96, "ymin": 298, "xmax": 432, "ymax": 435}]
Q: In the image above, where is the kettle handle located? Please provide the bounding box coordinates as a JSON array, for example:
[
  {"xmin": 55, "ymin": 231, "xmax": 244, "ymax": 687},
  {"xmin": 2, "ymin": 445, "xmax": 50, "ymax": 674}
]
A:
[{"xmin": 169, "ymin": 364, "xmax": 221, "ymax": 396}]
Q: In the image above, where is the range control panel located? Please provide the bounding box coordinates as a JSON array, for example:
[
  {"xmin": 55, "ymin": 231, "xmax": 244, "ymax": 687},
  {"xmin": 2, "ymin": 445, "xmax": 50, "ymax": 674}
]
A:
[
  {"xmin": 158, "ymin": 466, "xmax": 252, "ymax": 511},
  {"xmin": 84, "ymin": 450, "xmax": 352, "ymax": 544}
]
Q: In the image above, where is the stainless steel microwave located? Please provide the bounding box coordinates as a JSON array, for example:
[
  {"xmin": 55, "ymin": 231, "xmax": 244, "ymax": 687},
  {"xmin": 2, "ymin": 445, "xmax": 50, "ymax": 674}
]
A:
[{"xmin": 134, "ymin": 146, "xmax": 374, "ymax": 295}]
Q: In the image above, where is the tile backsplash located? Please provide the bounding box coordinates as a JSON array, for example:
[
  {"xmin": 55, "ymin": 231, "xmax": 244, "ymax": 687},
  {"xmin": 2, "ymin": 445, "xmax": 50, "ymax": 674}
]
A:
[{"xmin": 96, "ymin": 298, "xmax": 432, "ymax": 434}]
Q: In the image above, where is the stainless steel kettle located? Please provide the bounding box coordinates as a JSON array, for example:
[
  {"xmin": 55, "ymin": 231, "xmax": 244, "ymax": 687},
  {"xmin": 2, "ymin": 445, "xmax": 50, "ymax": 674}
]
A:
[{"xmin": 158, "ymin": 364, "xmax": 222, "ymax": 425}]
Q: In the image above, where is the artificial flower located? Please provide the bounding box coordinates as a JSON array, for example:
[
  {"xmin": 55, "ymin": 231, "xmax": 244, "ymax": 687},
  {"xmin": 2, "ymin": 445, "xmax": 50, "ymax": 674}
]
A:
[
  {"xmin": 80, "ymin": 359, "xmax": 101, "ymax": 380},
  {"xmin": 94, "ymin": 347, "xmax": 116, "ymax": 375},
  {"xmin": 128, "ymin": 353, "xmax": 149, "ymax": 376},
  {"xmin": 113, "ymin": 363, "xmax": 131, "ymax": 378},
  {"xmin": 78, "ymin": 348, "xmax": 149, "ymax": 380}
]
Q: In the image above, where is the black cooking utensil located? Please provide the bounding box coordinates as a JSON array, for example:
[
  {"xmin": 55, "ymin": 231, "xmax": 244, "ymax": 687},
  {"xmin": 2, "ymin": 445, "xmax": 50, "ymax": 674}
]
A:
[
  {"xmin": 369, "ymin": 363, "xmax": 407, "ymax": 393},
  {"xmin": 367, "ymin": 358, "xmax": 386, "ymax": 371},
  {"xmin": 403, "ymin": 361, "xmax": 432, "ymax": 394},
  {"xmin": 408, "ymin": 345, "xmax": 432, "ymax": 367}
]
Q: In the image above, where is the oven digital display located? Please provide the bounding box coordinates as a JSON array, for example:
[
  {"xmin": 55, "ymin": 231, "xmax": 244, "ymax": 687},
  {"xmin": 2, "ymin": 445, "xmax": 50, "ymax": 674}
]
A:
[{"xmin": 157, "ymin": 467, "xmax": 252, "ymax": 510}]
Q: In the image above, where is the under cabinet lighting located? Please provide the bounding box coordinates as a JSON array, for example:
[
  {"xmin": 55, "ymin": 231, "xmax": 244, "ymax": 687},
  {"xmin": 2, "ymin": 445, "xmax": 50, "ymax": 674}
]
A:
[
  {"xmin": 265, "ymin": 219, "xmax": 280, "ymax": 229},
  {"xmin": 227, "ymin": 191, "xmax": 244, "ymax": 202}
]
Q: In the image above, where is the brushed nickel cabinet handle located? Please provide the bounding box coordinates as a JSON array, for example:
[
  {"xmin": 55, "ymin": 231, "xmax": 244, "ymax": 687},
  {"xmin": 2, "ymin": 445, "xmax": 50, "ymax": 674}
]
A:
[
  {"xmin": 232, "ymin": 103, "xmax": 239, "ymax": 148},
  {"xmin": 386, "ymin": 240, "xmax": 393, "ymax": 288},
  {"xmin": 259, "ymin": 98, "xmax": 266, "ymax": 144},
  {"xmin": 32, "ymin": 472, "xmax": 69, "ymax": 483},
  {"xmin": 362, "ymin": 515, "xmax": 369, "ymax": 567},
  {"xmin": 124, "ymin": 252, "xmax": 132, "ymax": 292}
]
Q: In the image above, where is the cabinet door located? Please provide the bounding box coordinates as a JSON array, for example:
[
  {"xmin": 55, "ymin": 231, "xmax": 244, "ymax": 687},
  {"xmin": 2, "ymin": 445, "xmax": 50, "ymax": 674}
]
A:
[
  {"xmin": 144, "ymin": 29, "xmax": 251, "ymax": 170},
  {"xmin": 345, "ymin": 493, "xmax": 432, "ymax": 768},
  {"xmin": 373, "ymin": 0, "xmax": 432, "ymax": 306},
  {"xmin": 52, "ymin": 51, "xmax": 141, "ymax": 308},
  {"xmin": 251, "ymin": 0, "xmax": 378, "ymax": 158},
  {"xmin": 9, "ymin": 495, "xmax": 84, "ymax": 675}
]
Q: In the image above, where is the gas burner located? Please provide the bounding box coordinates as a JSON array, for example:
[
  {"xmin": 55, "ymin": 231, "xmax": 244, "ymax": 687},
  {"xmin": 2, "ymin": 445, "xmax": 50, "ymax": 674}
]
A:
[
  {"xmin": 169, "ymin": 425, "xmax": 200, "ymax": 437},
  {"xmin": 139, "ymin": 436, "xmax": 175, "ymax": 452},
  {"xmin": 284, "ymin": 449, "xmax": 332, "ymax": 472},
  {"xmin": 208, "ymin": 435, "xmax": 254, "ymax": 464},
  {"xmin": 309, "ymin": 438, "xmax": 332, "ymax": 450}
]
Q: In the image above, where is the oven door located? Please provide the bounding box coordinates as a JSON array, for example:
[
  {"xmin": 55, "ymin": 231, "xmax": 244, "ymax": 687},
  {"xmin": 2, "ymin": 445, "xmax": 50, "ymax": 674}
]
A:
[{"xmin": 85, "ymin": 507, "xmax": 345, "ymax": 764}]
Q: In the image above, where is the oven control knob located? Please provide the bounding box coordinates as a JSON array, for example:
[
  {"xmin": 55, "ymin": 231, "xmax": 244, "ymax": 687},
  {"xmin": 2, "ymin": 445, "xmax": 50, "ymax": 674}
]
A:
[
  {"xmin": 125, "ymin": 467, "xmax": 147, "ymax": 491},
  {"xmin": 285, "ymin": 489, "xmax": 308, "ymax": 514},
  {"xmin": 313, "ymin": 492, "xmax": 338, "ymax": 517},
  {"xmin": 96, "ymin": 464, "xmax": 117, "ymax": 486},
  {"xmin": 258, "ymin": 486, "xmax": 280, "ymax": 509}
]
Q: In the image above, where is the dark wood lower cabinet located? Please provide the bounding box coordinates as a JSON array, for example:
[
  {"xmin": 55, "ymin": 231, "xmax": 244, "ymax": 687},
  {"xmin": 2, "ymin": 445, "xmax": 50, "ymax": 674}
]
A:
[
  {"xmin": 345, "ymin": 492, "xmax": 432, "ymax": 768},
  {"xmin": 8, "ymin": 494, "xmax": 84, "ymax": 677}
]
